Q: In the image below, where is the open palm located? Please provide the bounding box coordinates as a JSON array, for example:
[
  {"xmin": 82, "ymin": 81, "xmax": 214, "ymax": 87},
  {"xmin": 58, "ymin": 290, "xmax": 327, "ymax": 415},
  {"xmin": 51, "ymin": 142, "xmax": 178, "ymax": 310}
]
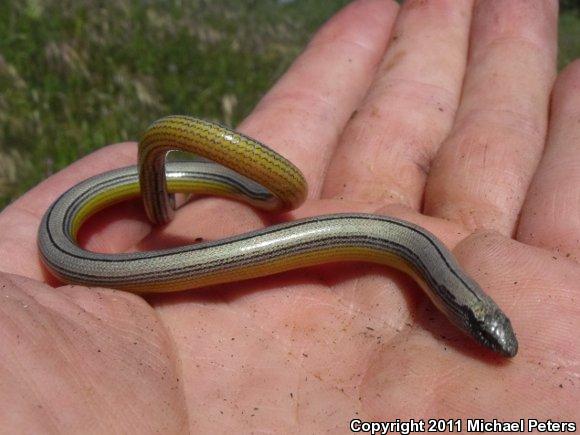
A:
[{"xmin": 1, "ymin": 0, "xmax": 578, "ymax": 432}]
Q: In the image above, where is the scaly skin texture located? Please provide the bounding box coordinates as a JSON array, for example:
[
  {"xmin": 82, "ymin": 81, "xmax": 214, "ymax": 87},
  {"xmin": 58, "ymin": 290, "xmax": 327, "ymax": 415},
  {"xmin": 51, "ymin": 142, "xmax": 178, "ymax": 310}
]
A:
[
  {"xmin": 1, "ymin": 0, "xmax": 579, "ymax": 433},
  {"xmin": 38, "ymin": 149, "xmax": 519, "ymax": 356},
  {"xmin": 139, "ymin": 115, "xmax": 306, "ymax": 224}
]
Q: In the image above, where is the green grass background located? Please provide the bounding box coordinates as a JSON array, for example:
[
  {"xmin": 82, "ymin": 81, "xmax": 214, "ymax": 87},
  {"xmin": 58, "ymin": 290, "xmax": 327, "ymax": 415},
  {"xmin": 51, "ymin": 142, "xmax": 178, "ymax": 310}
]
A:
[{"xmin": 0, "ymin": 1, "xmax": 579, "ymax": 209}]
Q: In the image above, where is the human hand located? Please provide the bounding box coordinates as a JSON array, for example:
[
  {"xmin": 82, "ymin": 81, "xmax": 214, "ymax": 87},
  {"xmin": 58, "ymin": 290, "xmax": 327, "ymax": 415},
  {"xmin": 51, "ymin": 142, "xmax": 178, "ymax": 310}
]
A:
[{"xmin": 1, "ymin": 0, "xmax": 578, "ymax": 432}]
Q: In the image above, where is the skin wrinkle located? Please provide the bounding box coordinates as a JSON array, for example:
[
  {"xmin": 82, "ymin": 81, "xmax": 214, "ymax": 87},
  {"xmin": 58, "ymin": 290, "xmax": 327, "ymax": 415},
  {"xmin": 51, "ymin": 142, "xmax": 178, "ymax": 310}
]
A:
[
  {"xmin": 426, "ymin": 1, "xmax": 557, "ymax": 232},
  {"xmin": 291, "ymin": 299, "xmax": 365, "ymax": 349},
  {"xmin": 454, "ymin": 108, "xmax": 546, "ymax": 141},
  {"xmin": 431, "ymin": 134, "xmax": 530, "ymax": 212},
  {"xmin": 396, "ymin": 0, "xmax": 472, "ymax": 26},
  {"xmin": 15, "ymin": 316, "xmax": 111, "ymax": 430},
  {"xmin": 172, "ymin": 283, "xmax": 397, "ymax": 417},
  {"xmin": 309, "ymin": 0, "xmax": 398, "ymax": 44},
  {"xmin": 402, "ymin": 134, "xmax": 441, "ymax": 178},
  {"xmin": 3, "ymin": 278, "xmax": 186, "ymax": 432},
  {"xmin": 356, "ymin": 345, "xmax": 382, "ymax": 419},
  {"xmin": 459, "ymin": 80, "xmax": 552, "ymax": 125},
  {"xmin": 546, "ymin": 192, "xmax": 559, "ymax": 233},
  {"xmin": 260, "ymin": 86, "xmax": 338, "ymax": 119},
  {"xmin": 429, "ymin": 362, "xmax": 465, "ymax": 410},
  {"xmin": 173, "ymin": 292, "xmax": 340, "ymax": 378},
  {"xmin": 0, "ymin": 346, "xmax": 62, "ymax": 433},
  {"xmin": 0, "ymin": 242, "xmax": 38, "ymax": 279},
  {"xmin": 361, "ymin": 332, "xmax": 434, "ymax": 418},
  {"xmin": 322, "ymin": 0, "xmax": 472, "ymax": 208},
  {"xmin": 7, "ymin": 201, "xmax": 46, "ymax": 223},
  {"xmin": 469, "ymin": 35, "xmax": 557, "ymax": 65},
  {"xmin": 52, "ymin": 333, "xmax": 143, "ymax": 432},
  {"xmin": 544, "ymin": 155, "xmax": 580, "ymax": 177},
  {"xmin": 516, "ymin": 62, "xmax": 580, "ymax": 257},
  {"xmin": 308, "ymin": 36, "xmax": 380, "ymax": 57},
  {"xmin": 189, "ymin": 323, "xmax": 366, "ymax": 415},
  {"xmin": 427, "ymin": 129, "xmax": 547, "ymax": 233},
  {"xmin": 371, "ymin": 77, "xmax": 459, "ymax": 114},
  {"xmin": 326, "ymin": 108, "xmax": 444, "ymax": 207},
  {"xmin": 0, "ymin": 211, "xmax": 42, "ymax": 278},
  {"xmin": 471, "ymin": 0, "xmax": 558, "ymax": 44},
  {"xmin": 318, "ymin": 263, "xmax": 411, "ymax": 332},
  {"xmin": 460, "ymin": 74, "xmax": 552, "ymax": 115},
  {"xmin": 376, "ymin": 2, "xmax": 471, "ymax": 79},
  {"xmin": 358, "ymin": 283, "xmax": 407, "ymax": 332},
  {"xmin": 0, "ymin": 290, "xmax": 50, "ymax": 347},
  {"xmin": 103, "ymin": 321, "xmax": 169, "ymax": 368}
]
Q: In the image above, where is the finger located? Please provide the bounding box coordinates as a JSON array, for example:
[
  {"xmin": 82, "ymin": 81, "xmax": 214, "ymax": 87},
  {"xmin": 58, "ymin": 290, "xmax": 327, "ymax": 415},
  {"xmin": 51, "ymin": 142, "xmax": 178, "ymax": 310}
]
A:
[
  {"xmin": 134, "ymin": 0, "xmax": 399, "ymax": 275},
  {"xmin": 517, "ymin": 60, "xmax": 580, "ymax": 262},
  {"xmin": 0, "ymin": 142, "xmax": 142, "ymax": 281},
  {"xmin": 0, "ymin": 0, "xmax": 399, "ymax": 280},
  {"xmin": 130, "ymin": 0, "xmax": 399, "ymax": 278},
  {"xmin": 239, "ymin": 0, "xmax": 398, "ymax": 197},
  {"xmin": 7, "ymin": 142, "xmax": 137, "ymax": 217},
  {"xmin": 322, "ymin": 0, "xmax": 474, "ymax": 208},
  {"xmin": 424, "ymin": 0, "xmax": 558, "ymax": 234}
]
